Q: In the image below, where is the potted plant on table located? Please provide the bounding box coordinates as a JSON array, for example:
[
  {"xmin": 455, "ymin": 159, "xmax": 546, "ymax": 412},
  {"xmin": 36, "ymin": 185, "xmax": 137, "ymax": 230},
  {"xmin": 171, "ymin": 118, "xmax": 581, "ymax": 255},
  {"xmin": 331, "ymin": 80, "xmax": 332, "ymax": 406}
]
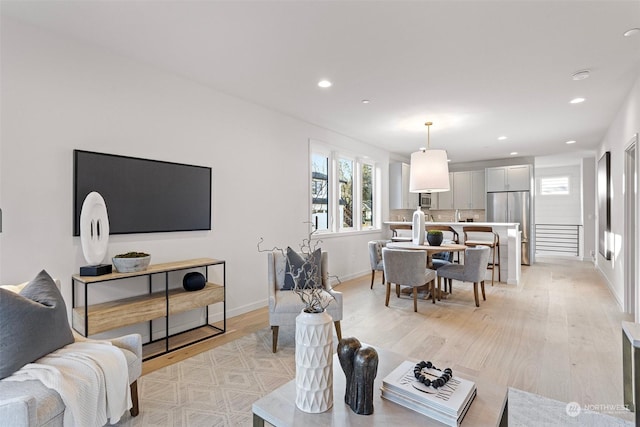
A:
[{"xmin": 427, "ymin": 230, "xmax": 444, "ymax": 246}]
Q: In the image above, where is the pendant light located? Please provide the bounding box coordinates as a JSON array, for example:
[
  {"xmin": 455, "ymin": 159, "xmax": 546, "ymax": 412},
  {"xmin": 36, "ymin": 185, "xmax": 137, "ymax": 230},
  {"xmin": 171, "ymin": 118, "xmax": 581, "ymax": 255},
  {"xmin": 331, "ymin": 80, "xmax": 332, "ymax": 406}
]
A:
[{"xmin": 408, "ymin": 122, "xmax": 450, "ymax": 245}]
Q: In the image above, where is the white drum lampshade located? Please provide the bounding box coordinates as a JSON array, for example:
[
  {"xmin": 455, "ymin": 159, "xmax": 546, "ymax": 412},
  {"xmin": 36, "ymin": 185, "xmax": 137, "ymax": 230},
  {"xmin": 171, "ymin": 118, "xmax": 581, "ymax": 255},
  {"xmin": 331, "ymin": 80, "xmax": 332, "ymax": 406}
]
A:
[
  {"xmin": 408, "ymin": 122, "xmax": 450, "ymax": 245},
  {"xmin": 409, "ymin": 149, "xmax": 450, "ymax": 193}
]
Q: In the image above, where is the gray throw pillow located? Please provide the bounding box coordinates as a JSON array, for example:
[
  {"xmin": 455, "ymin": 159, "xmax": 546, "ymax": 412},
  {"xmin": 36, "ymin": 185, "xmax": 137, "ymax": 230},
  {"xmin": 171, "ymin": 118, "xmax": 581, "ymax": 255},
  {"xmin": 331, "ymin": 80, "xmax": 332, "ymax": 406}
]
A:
[
  {"xmin": 282, "ymin": 247, "xmax": 322, "ymax": 290},
  {"xmin": 0, "ymin": 270, "xmax": 74, "ymax": 379}
]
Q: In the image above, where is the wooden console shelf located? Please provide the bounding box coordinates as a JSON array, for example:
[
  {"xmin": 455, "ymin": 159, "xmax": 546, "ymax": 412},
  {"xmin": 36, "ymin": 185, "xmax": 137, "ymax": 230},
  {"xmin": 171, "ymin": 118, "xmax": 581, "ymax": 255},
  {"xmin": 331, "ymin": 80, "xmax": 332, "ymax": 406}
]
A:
[{"xmin": 72, "ymin": 258, "xmax": 225, "ymax": 360}]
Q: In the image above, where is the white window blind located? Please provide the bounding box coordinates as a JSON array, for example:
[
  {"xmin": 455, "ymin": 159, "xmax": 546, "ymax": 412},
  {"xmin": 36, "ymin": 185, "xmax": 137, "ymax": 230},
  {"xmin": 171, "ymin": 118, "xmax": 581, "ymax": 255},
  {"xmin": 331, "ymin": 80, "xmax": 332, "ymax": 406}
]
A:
[{"xmin": 540, "ymin": 176, "xmax": 569, "ymax": 195}]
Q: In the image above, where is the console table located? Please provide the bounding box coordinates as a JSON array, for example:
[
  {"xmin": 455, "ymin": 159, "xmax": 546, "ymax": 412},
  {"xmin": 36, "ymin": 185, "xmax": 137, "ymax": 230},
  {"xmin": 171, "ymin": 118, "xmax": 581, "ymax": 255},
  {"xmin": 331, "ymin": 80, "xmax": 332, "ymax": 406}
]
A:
[
  {"xmin": 253, "ymin": 346, "xmax": 507, "ymax": 426},
  {"xmin": 72, "ymin": 258, "xmax": 225, "ymax": 360}
]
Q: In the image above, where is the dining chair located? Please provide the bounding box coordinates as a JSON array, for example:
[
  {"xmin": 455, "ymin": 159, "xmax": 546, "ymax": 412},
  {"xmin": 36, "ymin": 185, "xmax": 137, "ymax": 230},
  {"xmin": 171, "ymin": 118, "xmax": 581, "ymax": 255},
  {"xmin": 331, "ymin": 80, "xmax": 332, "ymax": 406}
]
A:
[
  {"xmin": 437, "ymin": 246, "xmax": 491, "ymax": 307},
  {"xmin": 463, "ymin": 226, "xmax": 501, "ymax": 285},
  {"xmin": 368, "ymin": 240, "xmax": 390, "ymax": 289},
  {"xmin": 381, "ymin": 248, "xmax": 437, "ymax": 312}
]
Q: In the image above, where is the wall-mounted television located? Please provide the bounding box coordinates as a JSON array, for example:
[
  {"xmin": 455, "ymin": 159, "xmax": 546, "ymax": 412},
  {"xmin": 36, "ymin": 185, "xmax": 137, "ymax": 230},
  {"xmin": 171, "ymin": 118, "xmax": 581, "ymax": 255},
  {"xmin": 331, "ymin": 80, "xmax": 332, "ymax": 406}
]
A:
[{"xmin": 73, "ymin": 150, "xmax": 212, "ymax": 236}]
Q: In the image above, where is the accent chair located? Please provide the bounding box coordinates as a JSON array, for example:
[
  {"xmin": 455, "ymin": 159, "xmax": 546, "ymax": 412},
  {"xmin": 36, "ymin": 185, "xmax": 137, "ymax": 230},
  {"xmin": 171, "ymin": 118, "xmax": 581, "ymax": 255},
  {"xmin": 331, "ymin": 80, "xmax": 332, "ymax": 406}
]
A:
[{"xmin": 267, "ymin": 251, "xmax": 343, "ymax": 352}]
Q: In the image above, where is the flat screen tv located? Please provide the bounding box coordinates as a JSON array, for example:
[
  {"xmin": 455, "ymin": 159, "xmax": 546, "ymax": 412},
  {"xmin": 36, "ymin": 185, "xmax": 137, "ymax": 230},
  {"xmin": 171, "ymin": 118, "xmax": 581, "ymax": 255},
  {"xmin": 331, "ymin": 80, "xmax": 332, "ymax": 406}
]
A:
[{"xmin": 73, "ymin": 150, "xmax": 212, "ymax": 236}]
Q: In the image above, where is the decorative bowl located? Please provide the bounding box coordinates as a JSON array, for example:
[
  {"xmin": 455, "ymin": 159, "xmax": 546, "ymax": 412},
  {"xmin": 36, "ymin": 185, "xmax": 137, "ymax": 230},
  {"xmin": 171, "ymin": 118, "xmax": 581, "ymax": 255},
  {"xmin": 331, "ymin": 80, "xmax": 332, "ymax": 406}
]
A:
[{"xmin": 112, "ymin": 254, "xmax": 151, "ymax": 273}]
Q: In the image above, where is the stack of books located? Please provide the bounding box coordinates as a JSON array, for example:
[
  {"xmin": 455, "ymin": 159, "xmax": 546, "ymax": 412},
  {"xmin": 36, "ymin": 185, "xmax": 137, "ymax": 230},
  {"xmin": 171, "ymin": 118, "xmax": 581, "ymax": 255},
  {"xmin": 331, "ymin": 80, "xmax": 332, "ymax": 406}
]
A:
[{"xmin": 381, "ymin": 360, "xmax": 477, "ymax": 426}]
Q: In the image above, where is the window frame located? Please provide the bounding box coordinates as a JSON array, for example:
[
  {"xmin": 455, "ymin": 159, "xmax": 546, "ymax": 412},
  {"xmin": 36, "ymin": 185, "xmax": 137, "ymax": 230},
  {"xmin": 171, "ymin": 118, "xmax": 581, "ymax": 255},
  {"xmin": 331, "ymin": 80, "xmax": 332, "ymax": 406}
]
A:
[
  {"xmin": 309, "ymin": 140, "xmax": 380, "ymax": 234},
  {"xmin": 359, "ymin": 158, "xmax": 376, "ymax": 230},
  {"xmin": 337, "ymin": 155, "xmax": 355, "ymax": 231}
]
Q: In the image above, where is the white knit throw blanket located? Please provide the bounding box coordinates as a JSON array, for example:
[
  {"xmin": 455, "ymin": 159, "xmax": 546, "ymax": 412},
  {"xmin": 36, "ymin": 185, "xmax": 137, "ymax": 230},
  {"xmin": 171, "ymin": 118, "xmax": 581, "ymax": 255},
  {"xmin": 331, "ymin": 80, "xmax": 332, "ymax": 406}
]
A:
[{"xmin": 4, "ymin": 341, "xmax": 131, "ymax": 426}]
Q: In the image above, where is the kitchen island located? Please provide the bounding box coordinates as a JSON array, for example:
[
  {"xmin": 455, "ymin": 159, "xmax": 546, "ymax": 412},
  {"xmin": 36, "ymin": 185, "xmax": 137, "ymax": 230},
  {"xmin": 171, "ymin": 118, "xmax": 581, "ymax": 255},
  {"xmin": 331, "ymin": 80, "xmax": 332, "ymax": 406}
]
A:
[{"xmin": 384, "ymin": 221, "xmax": 522, "ymax": 285}]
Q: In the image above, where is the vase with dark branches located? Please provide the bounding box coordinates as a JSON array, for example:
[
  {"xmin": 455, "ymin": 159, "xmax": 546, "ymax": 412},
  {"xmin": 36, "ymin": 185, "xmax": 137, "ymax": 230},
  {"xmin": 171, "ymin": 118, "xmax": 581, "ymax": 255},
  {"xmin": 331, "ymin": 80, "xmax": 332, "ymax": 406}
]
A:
[
  {"xmin": 258, "ymin": 227, "xmax": 338, "ymax": 412},
  {"xmin": 257, "ymin": 228, "xmax": 337, "ymax": 313}
]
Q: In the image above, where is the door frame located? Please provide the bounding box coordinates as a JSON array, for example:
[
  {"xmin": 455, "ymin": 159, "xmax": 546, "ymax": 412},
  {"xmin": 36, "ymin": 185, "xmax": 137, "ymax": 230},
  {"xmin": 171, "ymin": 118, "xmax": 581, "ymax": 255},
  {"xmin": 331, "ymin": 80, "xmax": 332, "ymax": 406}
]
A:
[{"xmin": 624, "ymin": 134, "xmax": 639, "ymax": 319}]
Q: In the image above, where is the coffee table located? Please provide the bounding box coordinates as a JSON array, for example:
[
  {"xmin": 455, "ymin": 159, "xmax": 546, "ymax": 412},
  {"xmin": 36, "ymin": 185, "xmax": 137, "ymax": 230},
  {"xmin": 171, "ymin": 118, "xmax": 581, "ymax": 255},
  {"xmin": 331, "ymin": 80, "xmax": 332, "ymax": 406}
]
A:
[{"xmin": 252, "ymin": 346, "xmax": 507, "ymax": 426}]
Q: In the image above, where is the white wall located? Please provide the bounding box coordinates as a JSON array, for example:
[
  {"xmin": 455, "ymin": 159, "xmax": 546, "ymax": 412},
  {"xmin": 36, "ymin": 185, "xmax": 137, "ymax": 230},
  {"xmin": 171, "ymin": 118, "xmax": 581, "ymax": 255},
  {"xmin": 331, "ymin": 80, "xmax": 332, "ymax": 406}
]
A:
[
  {"xmin": 582, "ymin": 157, "xmax": 596, "ymax": 261},
  {"xmin": 0, "ymin": 19, "xmax": 388, "ymax": 334},
  {"xmin": 596, "ymin": 73, "xmax": 640, "ymax": 309}
]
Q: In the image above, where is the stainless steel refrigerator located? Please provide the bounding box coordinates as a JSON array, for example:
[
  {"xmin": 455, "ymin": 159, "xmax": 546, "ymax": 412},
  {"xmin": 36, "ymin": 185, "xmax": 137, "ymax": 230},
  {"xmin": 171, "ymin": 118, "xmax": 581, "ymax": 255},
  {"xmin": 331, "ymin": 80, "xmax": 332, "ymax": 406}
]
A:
[{"xmin": 486, "ymin": 191, "xmax": 532, "ymax": 265}]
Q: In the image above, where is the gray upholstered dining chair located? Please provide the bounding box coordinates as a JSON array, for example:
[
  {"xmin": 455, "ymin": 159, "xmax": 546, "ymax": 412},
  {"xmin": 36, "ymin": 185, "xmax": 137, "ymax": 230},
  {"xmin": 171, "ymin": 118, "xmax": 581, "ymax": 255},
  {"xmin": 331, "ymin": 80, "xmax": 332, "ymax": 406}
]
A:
[
  {"xmin": 368, "ymin": 240, "xmax": 391, "ymax": 289},
  {"xmin": 436, "ymin": 246, "xmax": 491, "ymax": 307},
  {"xmin": 382, "ymin": 248, "xmax": 437, "ymax": 312}
]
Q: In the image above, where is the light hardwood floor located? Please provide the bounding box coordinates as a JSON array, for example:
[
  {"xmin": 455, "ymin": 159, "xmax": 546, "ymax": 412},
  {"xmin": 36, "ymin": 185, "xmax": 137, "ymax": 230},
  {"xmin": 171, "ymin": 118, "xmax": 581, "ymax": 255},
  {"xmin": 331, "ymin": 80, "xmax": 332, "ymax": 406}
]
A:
[{"xmin": 143, "ymin": 256, "xmax": 632, "ymax": 414}]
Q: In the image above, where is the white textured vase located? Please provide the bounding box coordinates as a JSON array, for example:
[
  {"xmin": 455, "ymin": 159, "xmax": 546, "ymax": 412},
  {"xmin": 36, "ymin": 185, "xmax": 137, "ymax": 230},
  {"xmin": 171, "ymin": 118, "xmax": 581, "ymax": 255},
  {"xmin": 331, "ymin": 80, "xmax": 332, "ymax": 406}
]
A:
[{"xmin": 295, "ymin": 309, "xmax": 334, "ymax": 413}]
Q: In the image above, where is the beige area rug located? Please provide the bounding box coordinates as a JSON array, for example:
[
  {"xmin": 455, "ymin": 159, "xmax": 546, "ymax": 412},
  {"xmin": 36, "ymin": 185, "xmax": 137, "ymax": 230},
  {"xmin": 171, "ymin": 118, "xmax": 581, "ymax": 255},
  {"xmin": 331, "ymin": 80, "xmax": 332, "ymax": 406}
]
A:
[{"xmin": 115, "ymin": 327, "xmax": 297, "ymax": 427}]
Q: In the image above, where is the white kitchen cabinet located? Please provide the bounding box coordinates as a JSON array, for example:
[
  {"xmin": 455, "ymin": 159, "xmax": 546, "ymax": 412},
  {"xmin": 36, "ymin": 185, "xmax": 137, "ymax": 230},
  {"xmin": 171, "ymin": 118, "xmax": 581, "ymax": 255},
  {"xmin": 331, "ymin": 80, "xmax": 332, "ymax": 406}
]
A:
[
  {"xmin": 433, "ymin": 173, "xmax": 454, "ymax": 209},
  {"xmin": 453, "ymin": 170, "xmax": 485, "ymax": 209},
  {"xmin": 486, "ymin": 165, "xmax": 531, "ymax": 192},
  {"xmin": 389, "ymin": 162, "xmax": 416, "ymax": 209},
  {"xmin": 471, "ymin": 170, "xmax": 486, "ymax": 208},
  {"xmin": 453, "ymin": 171, "xmax": 471, "ymax": 209}
]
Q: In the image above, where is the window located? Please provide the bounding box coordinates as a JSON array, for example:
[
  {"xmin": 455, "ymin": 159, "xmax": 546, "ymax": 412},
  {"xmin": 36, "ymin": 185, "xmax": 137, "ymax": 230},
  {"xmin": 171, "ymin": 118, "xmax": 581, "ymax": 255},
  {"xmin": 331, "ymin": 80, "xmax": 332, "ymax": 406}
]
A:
[
  {"xmin": 361, "ymin": 163, "xmax": 374, "ymax": 228},
  {"xmin": 310, "ymin": 142, "xmax": 378, "ymax": 233},
  {"xmin": 540, "ymin": 176, "xmax": 570, "ymax": 195},
  {"xmin": 338, "ymin": 158, "xmax": 354, "ymax": 229},
  {"xmin": 311, "ymin": 153, "xmax": 329, "ymax": 231}
]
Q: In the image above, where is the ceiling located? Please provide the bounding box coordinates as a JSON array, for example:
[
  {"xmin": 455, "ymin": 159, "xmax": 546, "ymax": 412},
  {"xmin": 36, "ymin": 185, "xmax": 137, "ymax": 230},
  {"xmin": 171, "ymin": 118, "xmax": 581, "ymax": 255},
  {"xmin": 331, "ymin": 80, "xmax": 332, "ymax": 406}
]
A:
[{"xmin": 2, "ymin": 1, "xmax": 639, "ymax": 163}]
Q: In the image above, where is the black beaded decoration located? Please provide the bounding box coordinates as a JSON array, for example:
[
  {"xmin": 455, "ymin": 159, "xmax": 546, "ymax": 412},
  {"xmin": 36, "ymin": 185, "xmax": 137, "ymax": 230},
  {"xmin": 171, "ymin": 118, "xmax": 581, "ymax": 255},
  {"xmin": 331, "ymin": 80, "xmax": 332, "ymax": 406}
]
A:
[{"xmin": 413, "ymin": 361, "xmax": 453, "ymax": 389}]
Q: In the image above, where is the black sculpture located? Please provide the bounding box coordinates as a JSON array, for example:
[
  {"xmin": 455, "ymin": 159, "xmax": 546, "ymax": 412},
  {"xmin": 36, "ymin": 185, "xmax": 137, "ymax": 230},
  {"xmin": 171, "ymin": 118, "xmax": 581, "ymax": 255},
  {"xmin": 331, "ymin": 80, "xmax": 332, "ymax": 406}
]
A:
[{"xmin": 337, "ymin": 337, "xmax": 379, "ymax": 415}]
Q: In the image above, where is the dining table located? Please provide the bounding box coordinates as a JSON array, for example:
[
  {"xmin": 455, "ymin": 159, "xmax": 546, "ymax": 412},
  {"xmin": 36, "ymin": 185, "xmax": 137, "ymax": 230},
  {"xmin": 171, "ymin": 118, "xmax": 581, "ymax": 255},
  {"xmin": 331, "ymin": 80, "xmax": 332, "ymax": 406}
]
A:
[
  {"xmin": 386, "ymin": 241, "xmax": 467, "ymax": 266},
  {"xmin": 386, "ymin": 241, "xmax": 467, "ymax": 299}
]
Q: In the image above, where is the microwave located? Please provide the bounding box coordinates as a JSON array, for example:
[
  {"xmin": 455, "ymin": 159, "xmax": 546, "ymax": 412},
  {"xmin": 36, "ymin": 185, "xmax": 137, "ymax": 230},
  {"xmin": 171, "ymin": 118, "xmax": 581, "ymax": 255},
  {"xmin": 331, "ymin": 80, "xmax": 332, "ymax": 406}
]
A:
[{"xmin": 419, "ymin": 193, "xmax": 432, "ymax": 208}]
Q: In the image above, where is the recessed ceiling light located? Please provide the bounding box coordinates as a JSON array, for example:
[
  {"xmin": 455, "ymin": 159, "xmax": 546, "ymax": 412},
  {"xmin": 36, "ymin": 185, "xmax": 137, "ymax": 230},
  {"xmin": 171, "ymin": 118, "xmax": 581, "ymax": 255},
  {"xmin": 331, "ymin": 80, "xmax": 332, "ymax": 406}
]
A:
[
  {"xmin": 569, "ymin": 97, "xmax": 586, "ymax": 104},
  {"xmin": 566, "ymin": 140, "xmax": 576, "ymax": 144},
  {"xmin": 361, "ymin": 99, "xmax": 370, "ymax": 104},
  {"xmin": 624, "ymin": 28, "xmax": 640, "ymax": 37},
  {"xmin": 498, "ymin": 136, "xmax": 507, "ymax": 141},
  {"xmin": 510, "ymin": 152, "xmax": 518, "ymax": 156},
  {"xmin": 572, "ymin": 70, "xmax": 590, "ymax": 81},
  {"xmin": 317, "ymin": 80, "xmax": 332, "ymax": 88},
  {"xmin": 447, "ymin": 159, "xmax": 451, "ymax": 162}
]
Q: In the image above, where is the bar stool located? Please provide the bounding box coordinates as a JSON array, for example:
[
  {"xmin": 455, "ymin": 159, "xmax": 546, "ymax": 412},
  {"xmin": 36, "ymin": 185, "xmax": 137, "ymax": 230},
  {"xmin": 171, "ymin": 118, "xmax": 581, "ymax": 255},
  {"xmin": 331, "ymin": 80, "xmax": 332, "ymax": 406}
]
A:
[{"xmin": 463, "ymin": 226, "xmax": 501, "ymax": 285}]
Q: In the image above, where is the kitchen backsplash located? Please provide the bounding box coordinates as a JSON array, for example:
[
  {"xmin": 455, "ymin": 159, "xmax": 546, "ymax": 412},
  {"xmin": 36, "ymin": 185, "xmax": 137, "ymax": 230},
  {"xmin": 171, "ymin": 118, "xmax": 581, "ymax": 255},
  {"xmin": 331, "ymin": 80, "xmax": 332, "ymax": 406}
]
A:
[{"xmin": 389, "ymin": 209, "xmax": 486, "ymax": 222}]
